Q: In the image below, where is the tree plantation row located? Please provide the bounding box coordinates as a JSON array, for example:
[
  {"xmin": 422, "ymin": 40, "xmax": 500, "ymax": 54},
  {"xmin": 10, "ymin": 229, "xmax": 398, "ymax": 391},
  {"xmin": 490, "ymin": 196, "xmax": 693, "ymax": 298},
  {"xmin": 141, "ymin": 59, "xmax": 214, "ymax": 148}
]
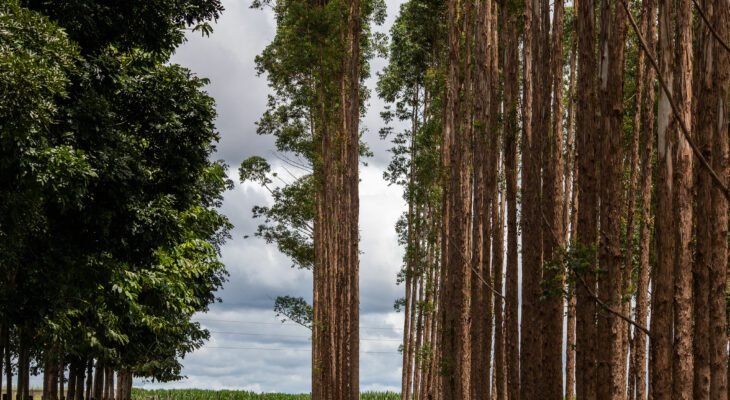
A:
[
  {"xmin": 241, "ymin": 0, "xmax": 730, "ymax": 399},
  {"xmin": 0, "ymin": 1, "xmax": 230, "ymax": 400}
]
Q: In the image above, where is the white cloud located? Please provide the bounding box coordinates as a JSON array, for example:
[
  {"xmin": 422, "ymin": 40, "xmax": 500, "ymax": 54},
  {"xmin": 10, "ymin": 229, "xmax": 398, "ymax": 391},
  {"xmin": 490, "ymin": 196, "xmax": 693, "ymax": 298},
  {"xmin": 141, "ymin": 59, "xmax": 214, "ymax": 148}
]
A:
[{"xmin": 149, "ymin": 0, "xmax": 410, "ymax": 393}]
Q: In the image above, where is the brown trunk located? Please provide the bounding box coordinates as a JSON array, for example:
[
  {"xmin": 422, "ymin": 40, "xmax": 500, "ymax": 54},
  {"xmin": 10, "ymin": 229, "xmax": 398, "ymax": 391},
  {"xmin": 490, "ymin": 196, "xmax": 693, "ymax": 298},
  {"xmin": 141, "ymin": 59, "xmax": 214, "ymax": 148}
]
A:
[
  {"xmin": 493, "ymin": 171, "xmax": 506, "ymax": 400},
  {"xmin": 575, "ymin": 0, "xmax": 599, "ymax": 396},
  {"xmin": 707, "ymin": 0, "xmax": 729, "ymax": 397},
  {"xmin": 597, "ymin": 0, "xmax": 628, "ymax": 398},
  {"xmin": 670, "ymin": 0, "xmax": 694, "ymax": 397},
  {"xmin": 625, "ymin": 0, "xmax": 646, "ymax": 397},
  {"xmin": 632, "ymin": 1, "xmax": 656, "ymax": 398},
  {"xmin": 438, "ymin": 1, "xmax": 472, "ymax": 398},
  {"xmin": 470, "ymin": 0, "xmax": 489, "ymax": 395},
  {"xmin": 564, "ymin": 20, "xmax": 578, "ymax": 400},
  {"xmin": 630, "ymin": 0, "xmax": 656, "ymax": 398},
  {"xmin": 311, "ymin": 0, "xmax": 361, "ymax": 398},
  {"xmin": 503, "ymin": 5, "xmax": 520, "ymax": 395},
  {"xmin": 519, "ymin": 0, "xmax": 544, "ymax": 394},
  {"xmin": 651, "ymin": 0, "xmax": 675, "ymax": 396},
  {"xmin": 693, "ymin": 0, "xmax": 714, "ymax": 396},
  {"xmin": 542, "ymin": 0, "xmax": 564, "ymax": 396}
]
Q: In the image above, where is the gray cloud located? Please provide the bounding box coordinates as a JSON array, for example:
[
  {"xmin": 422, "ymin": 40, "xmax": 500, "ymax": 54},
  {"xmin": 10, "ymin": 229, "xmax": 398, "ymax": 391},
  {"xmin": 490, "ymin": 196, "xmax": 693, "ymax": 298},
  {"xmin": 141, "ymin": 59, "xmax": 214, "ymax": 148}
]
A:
[{"xmin": 136, "ymin": 0, "xmax": 410, "ymax": 393}]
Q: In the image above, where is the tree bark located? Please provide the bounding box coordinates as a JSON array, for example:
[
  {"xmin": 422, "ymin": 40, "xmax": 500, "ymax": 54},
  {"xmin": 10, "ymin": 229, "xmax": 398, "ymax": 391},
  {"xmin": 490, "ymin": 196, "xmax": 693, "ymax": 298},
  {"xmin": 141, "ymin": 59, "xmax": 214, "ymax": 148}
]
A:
[
  {"xmin": 575, "ymin": 0, "xmax": 599, "ymax": 397},
  {"xmin": 708, "ymin": 0, "xmax": 729, "ymax": 397},
  {"xmin": 503, "ymin": 1, "xmax": 520, "ymax": 396},
  {"xmin": 651, "ymin": 0, "xmax": 676, "ymax": 396},
  {"xmin": 311, "ymin": 0, "xmax": 362, "ymax": 398},
  {"xmin": 632, "ymin": 1, "xmax": 656, "ymax": 398},
  {"xmin": 670, "ymin": 0, "xmax": 694, "ymax": 397}
]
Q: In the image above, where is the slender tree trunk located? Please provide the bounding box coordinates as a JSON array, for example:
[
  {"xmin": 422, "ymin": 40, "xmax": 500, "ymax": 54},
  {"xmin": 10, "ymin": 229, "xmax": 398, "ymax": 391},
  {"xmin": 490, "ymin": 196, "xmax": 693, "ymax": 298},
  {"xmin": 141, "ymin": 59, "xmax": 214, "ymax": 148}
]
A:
[
  {"xmin": 692, "ymin": 0, "xmax": 714, "ymax": 396},
  {"xmin": 670, "ymin": 0, "xmax": 694, "ymax": 397},
  {"xmin": 633, "ymin": 0, "xmax": 656, "ymax": 398},
  {"xmin": 597, "ymin": 0, "xmax": 628, "ymax": 398},
  {"xmin": 575, "ymin": 0, "xmax": 599, "ymax": 396},
  {"xmin": 93, "ymin": 361, "xmax": 103, "ymax": 400},
  {"xmin": 651, "ymin": 0, "xmax": 675, "ymax": 396},
  {"xmin": 84, "ymin": 361, "xmax": 92, "ymax": 400},
  {"xmin": 541, "ymin": 0, "xmax": 564, "ymax": 396},
  {"xmin": 493, "ymin": 171, "xmax": 506, "ymax": 400},
  {"xmin": 520, "ymin": 0, "xmax": 545, "ymax": 395},
  {"xmin": 503, "ymin": 2, "xmax": 519, "ymax": 396},
  {"xmin": 708, "ymin": 0, "xmax": 729, "ymax": 397},
  {"xmin": 438, "ymin": 1, "xmax": 472, "ymax": 398},
  {"xmin": 564, "ymin": 21, "xmax": 578, "ymax": 400}
]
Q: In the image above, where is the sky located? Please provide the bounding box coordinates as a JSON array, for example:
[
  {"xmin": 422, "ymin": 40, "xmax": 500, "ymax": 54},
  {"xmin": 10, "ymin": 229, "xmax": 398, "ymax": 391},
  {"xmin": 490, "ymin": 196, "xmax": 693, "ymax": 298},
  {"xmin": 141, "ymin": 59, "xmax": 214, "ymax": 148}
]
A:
[{"xmin": 136, "ymin": 0, "xmax": 409, "ymax": 393}]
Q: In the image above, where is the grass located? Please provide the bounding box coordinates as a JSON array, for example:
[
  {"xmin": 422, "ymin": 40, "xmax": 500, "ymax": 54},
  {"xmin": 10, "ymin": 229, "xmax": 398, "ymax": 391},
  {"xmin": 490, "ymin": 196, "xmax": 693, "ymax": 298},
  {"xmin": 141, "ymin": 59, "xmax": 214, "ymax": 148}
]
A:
[{"xmin": 132, "ymin": 388, "xmax": 401, "ymax": 400}]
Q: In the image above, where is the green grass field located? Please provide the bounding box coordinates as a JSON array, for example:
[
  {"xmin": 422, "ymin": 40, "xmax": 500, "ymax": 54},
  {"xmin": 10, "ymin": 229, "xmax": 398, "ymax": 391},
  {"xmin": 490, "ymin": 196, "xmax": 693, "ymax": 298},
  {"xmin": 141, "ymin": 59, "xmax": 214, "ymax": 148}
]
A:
[{"xmin": 132, "ymin": 388, "xmax": 400, "ymax": 400}]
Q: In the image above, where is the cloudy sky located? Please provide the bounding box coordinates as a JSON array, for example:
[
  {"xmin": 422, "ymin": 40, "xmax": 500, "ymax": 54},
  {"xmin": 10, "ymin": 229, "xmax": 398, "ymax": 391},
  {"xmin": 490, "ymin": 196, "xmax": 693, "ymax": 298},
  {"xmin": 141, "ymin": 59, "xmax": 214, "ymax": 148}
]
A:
[{"xmin": 137, "ymin": 0, "xmax": 409, "ymax": 393}]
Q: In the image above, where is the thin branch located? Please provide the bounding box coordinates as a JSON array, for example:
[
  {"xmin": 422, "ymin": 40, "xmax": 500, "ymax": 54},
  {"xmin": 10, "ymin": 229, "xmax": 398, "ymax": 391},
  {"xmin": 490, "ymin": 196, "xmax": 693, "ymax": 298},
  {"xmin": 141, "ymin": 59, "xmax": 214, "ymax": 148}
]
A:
[
  {"xmin": 691, "ymin": 0, "xmax": 730, "ymax": 54},
  {"xmin": 619, "ymin": 0, "xmax": 730, "ymax": 201},
  {"xmin": 576, "ymin": 273, "xmax": 651, "ymax": 337},
  {"xmin": 449, "ymin": 237, "xmax": 506, "ymax": 300},
  {"xmin": 540, "ymin": 214, "xmax": 651, "ymax": 337}
]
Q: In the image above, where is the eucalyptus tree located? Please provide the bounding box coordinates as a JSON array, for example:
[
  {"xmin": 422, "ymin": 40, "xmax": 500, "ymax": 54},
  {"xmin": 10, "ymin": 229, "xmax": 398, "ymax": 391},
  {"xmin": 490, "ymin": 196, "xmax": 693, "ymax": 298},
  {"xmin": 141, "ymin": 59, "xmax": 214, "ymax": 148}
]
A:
[
  {"xmin": 250, "ymin": 0, "xmax": 384, "ymax": 397},
  {"xmin": 377, "ymin": 1, "xmax": 446, "ymax": 398}
]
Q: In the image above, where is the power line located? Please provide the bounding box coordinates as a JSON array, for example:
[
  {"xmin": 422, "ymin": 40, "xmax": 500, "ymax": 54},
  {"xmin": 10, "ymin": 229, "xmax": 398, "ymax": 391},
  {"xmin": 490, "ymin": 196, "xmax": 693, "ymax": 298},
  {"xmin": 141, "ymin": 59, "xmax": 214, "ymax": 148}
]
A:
[
  {"xmin": 196, "ymin": 318, "xmax": 403, "ymax": 331},
  {"xmin": 204, "ymin": 346, "xmax": 398, "ymax": 354},
  {"xmin": 209, "ymin": 331, "xmax": 402, "ymax": 342}
]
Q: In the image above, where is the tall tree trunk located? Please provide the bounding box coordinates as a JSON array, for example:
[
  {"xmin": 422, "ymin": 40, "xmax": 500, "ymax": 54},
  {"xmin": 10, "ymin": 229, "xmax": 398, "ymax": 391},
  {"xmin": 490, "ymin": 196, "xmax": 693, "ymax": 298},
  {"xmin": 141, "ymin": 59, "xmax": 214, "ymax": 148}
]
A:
[
  {"xmin": 493, "ymin": 172, "xmax": 506, "ymax": 400},
  {"xmin": 519, "ymin": 0, "xmax": 544, "ymax": 395},
  {"xmin": 692, "ymin": 0, "xmax": 714, "ymax": 396},
  {"xmin": 670, "ymin": 0, "xmax": 694, "ymax": 397},
  {"xmin": 633, "ymin": 0, "xmax": 656, "ymax": 398},
  {"xmin": 597, "ymin": 0, "xmax": 628, "ymax": 398},
  {"xmin": 707, "ymin": 0, "xmax": 729, "ymax": 397},
  {"xmin": 470, "ymin": 0, "xmax": 489, "ymax": 395},
  {"xmin": 542, "ymin": 0, "xmax": 564, "ymax": 396},
  {"xmin": 651, "ymin": 0, "xmax": 675, "ymax": 396},
  {"xmin": 438, "ymin": 1, "xmax": 472, "ymax": 398},
  {"xmin": 564, "ymin": 20, "xmax": 578, "ymax": 400},
  {"xmin": 503, "ymin": 1, "xmax": 520, "ymax": 396},
  {"xmin": 311, "ymin": 0, "xmax": 361, "ymax": 398},
  {"xmin": 575, "ymin": 0, "xmax": 599, "ymax": 397}
]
